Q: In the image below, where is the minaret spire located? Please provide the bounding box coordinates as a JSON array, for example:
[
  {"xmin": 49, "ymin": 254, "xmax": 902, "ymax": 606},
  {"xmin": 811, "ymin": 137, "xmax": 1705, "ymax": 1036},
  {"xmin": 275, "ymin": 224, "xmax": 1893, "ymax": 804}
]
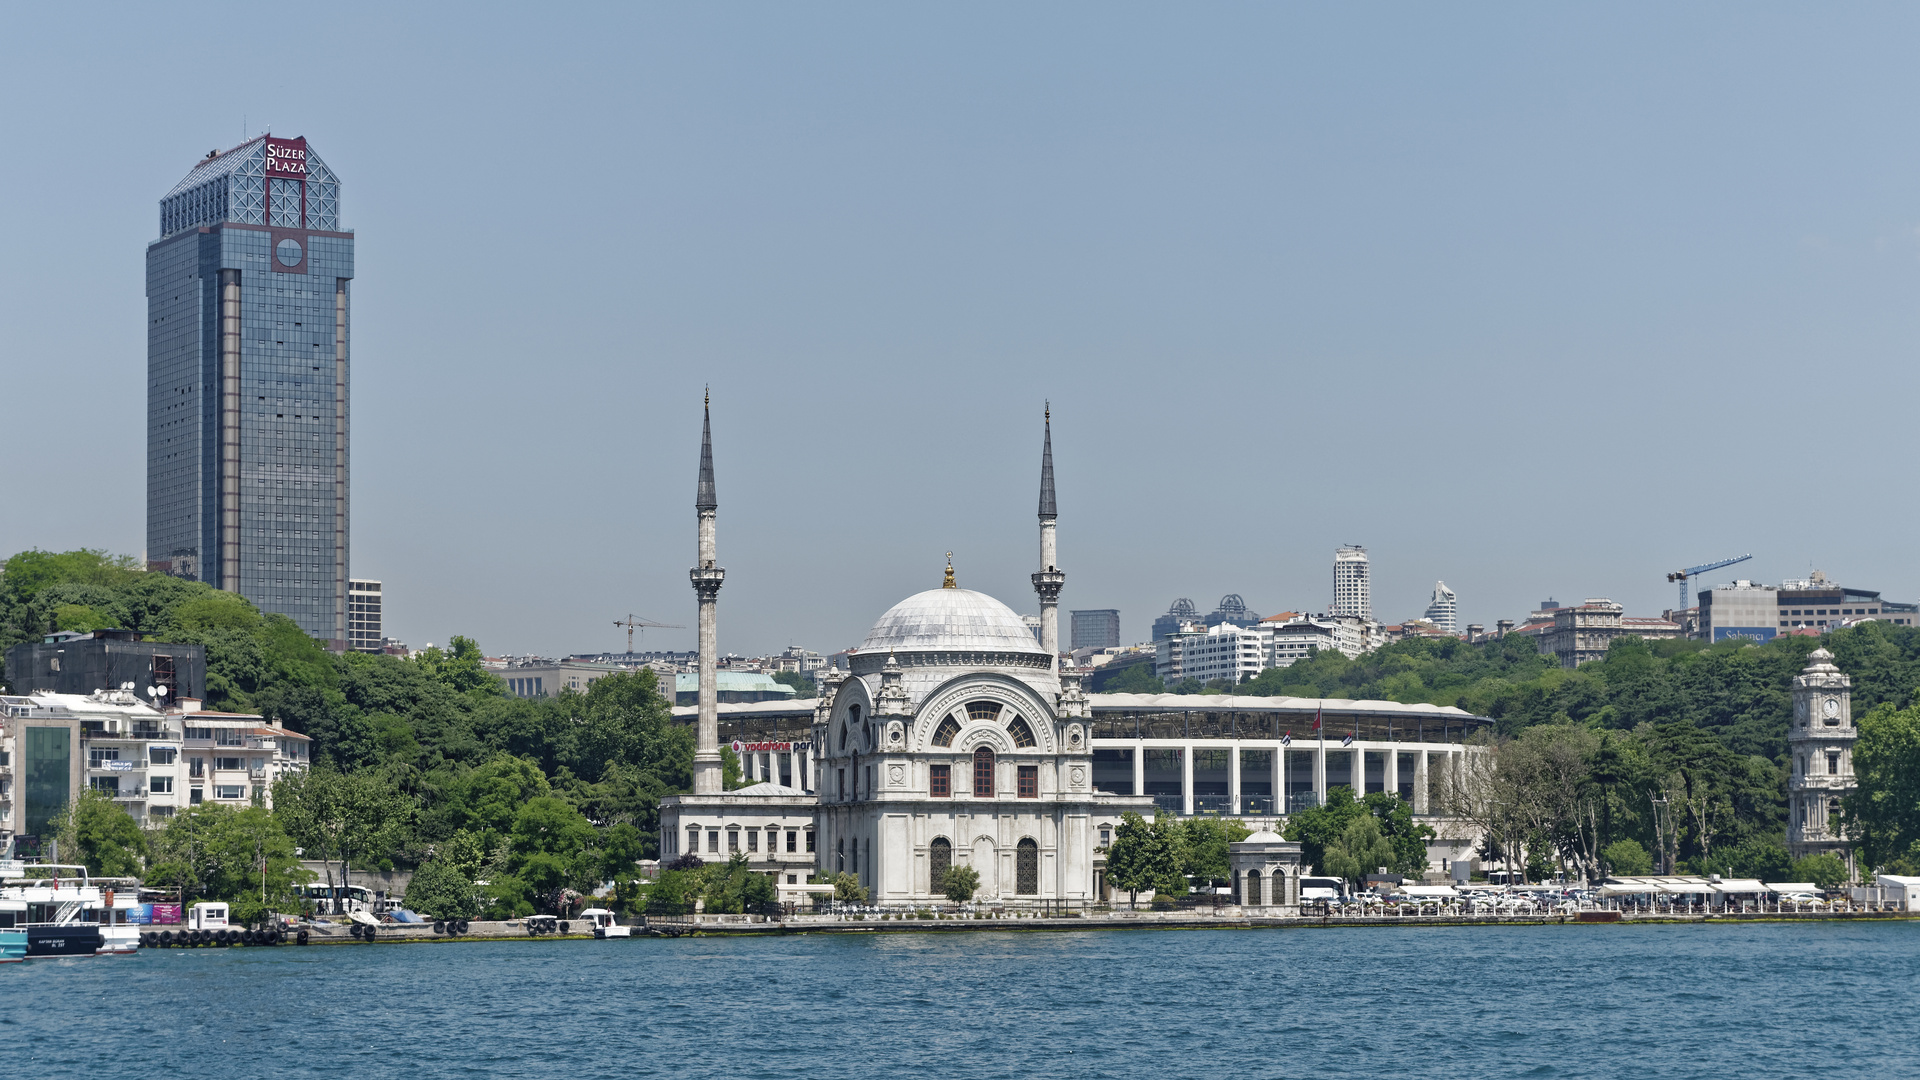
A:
[
  {"xmin": 696, "ymin": 387, "xmax": 717, "ymax": 513},
  {"xmin": 1039, "ymin": 402, "xmax": 1057, "ymax": 519},
  {"xmin": 1032, "ymin": 403, "xmax": 1065, "ymax": 664},
  {"xmin": 689, "ymin": 390, "xmax": 726, "ymax": 794}
]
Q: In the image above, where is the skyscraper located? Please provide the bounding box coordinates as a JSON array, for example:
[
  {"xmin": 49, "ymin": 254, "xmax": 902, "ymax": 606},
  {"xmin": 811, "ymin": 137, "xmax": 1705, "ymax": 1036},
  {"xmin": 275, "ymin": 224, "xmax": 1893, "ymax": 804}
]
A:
[
  {"xmin": 147, "ymin": 136, "xmax": 353, "ymax": 647},
  {"xmin": 1334, "ymin": 545, "xmax": 1370, "ymax": 619},
  {"xmin": 1425, "ymin": 581, "xmax": 1458, "ymax": 633},
  {"xmin": 1070, "ymin": 609, "xmax": 1120, "ymax": 650}
]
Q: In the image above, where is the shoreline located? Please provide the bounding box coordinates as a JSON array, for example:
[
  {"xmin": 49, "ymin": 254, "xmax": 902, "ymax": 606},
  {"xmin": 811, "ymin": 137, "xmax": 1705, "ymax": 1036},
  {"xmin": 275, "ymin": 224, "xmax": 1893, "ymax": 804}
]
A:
[{"xmin": 222, "ymin": 908, "xmax": 1920, "ymax": 946}]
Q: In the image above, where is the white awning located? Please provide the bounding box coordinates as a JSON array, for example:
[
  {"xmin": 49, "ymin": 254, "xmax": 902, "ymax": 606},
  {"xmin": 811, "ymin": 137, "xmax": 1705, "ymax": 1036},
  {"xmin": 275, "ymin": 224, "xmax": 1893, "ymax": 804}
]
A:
[
  {"xmin": 1709, "ymin": 879, "xmax": 1767, "ymax": 894},
  {"xmin": 1763, "ymin": 883, "xmax": 1818, "ymax": 894},
  {"xmin": 1398, "ymin": 885, "xmax": 1458, "ymax": 898}
]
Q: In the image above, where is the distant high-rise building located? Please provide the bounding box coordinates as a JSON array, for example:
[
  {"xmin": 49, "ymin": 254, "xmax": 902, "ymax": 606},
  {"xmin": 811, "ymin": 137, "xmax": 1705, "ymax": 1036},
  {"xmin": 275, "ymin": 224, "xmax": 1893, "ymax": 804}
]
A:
[
  {"xmin": 1334, "ymin": 546, "xmax": 1370, "ymax": 618},
  {"xmin": 348, "ymin": 580, "xmax": 382, "ymax": 653},
  {"xmin": 1424, "ymin": 581, "xmax": 1457, "ymax": 633},
  {"xmin": 1152, "ymin": 598, "xmax": 1198, "ymax": 641},
  {"xmin": 1204, "ymin": 594, "xmax": 1261, "ymax": 629},
  {"xmin": 1070, "ymin": 609, "xmax": 1121, "ymax": 650},
  {"xmin": 147, "ymin": 135, "xmax": 353, "ymax": 648}
]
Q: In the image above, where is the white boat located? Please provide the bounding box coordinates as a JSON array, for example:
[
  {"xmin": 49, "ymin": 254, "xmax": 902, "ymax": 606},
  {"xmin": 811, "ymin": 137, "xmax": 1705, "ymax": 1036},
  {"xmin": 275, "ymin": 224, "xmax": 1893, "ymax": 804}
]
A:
[
  {"xmin": 580, "ymin": 908, "xmax": 630, "ymax": 938},
  {"xmin": 3, "ymin": 865, "xmax": 125, "ymax": 958}
]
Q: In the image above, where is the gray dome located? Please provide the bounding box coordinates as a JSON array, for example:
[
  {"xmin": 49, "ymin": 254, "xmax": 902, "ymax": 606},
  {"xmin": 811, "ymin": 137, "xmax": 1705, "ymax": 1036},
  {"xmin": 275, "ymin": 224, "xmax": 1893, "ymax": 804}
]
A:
[{"xmin": 858, "ymin": 588, "xmax": 1048, "ymax": 656}]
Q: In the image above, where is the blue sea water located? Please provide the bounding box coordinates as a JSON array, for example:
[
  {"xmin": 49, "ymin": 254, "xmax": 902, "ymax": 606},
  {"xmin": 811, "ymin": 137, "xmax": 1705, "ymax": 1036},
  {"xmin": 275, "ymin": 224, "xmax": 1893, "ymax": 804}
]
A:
[{"xmin": 5, "ymin": 922, "xmax": 1918, "ymax": 1078}]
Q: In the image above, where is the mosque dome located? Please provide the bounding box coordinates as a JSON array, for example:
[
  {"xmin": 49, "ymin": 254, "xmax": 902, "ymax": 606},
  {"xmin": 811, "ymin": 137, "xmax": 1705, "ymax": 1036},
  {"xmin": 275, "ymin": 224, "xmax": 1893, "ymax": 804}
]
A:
[{"xmin": 858, "ymin": 588, "xmax": 1049, "ymax": 657}]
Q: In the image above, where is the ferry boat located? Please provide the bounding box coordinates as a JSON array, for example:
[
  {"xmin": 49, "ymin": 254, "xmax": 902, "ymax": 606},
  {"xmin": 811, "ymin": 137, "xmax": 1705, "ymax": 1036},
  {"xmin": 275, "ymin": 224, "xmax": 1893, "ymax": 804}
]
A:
[
  {"xmin": 4, "ymin": 865, "xmax": 122, "ymax": 959},
  {"xmin": 0, "ymin": 896, "xmax": 25, "ymax": 962}
]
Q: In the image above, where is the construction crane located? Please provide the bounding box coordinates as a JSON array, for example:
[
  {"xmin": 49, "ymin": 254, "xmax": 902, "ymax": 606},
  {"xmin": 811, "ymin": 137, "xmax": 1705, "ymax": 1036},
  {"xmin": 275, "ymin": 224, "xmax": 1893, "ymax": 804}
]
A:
[
  {"xmin": 1666, "ymin": 554, "xmax": 1752, "ymax": 613},
  {"xmin": 614, "ymin": 613, "xmax": 684, "ymax": 655}
]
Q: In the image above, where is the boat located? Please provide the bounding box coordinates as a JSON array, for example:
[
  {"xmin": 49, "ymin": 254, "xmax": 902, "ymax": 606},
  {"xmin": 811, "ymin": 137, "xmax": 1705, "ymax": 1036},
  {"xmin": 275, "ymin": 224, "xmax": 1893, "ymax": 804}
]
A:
[
  {"xmin": 580, "ymin": 908, "xmax": 631, "ymax": 938},
  {"xmin": 8, "ymin": 866, "xmax": 114, "ymax": 958},
  {"xmin": 0, "ymin": 896, "xmax": 25, "ymax": 962}
]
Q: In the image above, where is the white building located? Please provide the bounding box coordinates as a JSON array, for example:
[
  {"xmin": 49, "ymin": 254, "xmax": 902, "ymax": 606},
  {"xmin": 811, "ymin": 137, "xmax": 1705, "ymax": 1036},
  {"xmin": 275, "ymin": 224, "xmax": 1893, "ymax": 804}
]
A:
[
  {"xmin": 0, "ymin": 690, "xmax": 309, "ymax": 839},
  {"xmin": 1334, "ymin": 546, "xmax": 1370, "ymax": 619},
  {"xmin": 1424, "ymin": 581, "xmax": 1457, "ymax": 634},
  {"xmin": 348, "ymin": 579, "xmax": 383, "ymax": 654},
  {"xmin": 1263, "ymin": 613, "xmax": 1376, "ymax": 666},
  {"xmin": 1156, "ymin": 623, "xmax": 1264, "ymax": 686}
]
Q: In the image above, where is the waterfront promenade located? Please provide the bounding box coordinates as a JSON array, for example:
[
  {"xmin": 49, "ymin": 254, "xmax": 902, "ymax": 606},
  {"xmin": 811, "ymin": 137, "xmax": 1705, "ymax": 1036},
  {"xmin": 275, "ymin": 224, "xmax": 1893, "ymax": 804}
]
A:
[{"xmin": 250, "ymin": 905, "xmax": 1918, "ymax": 946}]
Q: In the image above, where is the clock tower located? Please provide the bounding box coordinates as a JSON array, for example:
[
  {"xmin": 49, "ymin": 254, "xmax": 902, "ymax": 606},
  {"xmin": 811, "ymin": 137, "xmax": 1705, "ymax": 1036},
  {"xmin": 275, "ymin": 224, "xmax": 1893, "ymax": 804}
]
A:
[{"xmin": 1787, "ymin": 648, "xmax": 1857, "ymax": 878}]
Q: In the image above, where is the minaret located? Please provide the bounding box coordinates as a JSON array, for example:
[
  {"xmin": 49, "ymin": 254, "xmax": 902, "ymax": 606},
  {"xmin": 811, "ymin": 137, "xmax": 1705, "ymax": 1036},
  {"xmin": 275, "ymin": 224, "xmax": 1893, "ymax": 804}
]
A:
[
  {"xmin": 689, "ymin": 392, "xmax": 726, "ymax": 795},
  {"xmin": 1031, "ymin": 404, "xmax": 1065, "ymax": 663}
]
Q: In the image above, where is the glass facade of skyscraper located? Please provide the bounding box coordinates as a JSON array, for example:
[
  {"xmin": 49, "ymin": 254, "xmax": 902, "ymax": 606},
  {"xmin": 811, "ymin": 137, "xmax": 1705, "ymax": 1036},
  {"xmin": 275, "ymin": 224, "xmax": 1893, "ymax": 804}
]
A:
[{"xmin": 147, "ymin": 136, "xmax": 353, "ymax": 647}]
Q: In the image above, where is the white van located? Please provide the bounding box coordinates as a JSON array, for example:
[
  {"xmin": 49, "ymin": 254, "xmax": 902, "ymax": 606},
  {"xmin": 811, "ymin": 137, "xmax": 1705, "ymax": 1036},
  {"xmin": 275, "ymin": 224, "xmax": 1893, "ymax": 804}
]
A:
[{"xmin": 1300, "ymin": 876, "xmax": 1346, "ymax": 903}]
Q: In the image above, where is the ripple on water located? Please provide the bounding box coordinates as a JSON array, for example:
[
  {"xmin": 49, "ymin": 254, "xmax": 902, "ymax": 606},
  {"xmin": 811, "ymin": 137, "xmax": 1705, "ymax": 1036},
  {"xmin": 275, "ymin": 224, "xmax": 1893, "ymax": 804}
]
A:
[{"xmin": 4, "ymin": 924, "xmax": 1919, "ymax": 1079}]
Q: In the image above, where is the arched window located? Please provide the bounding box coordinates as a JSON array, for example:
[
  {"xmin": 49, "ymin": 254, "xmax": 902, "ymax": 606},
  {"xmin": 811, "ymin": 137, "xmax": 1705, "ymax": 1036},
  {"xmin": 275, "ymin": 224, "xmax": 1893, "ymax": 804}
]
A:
[
  {"xmin": 966, "ymin": 701, "xmax": 1002, "ymax": 723},
  {"xmin": 1245, "ymin": 869, "xmax": 1262, "ymax": 906},
  {"xmin": 1006, "ymin": 716, "xmax": 1037, "ymax": 749},
  {"xmin": 932, "ymin": 715, "xmax": 962, "ymax": 747},
  {"xmin": 973, "ymin": 747, "xmax": 995, "ymax": 798},
  {"xmin": 1016, "ymin": 838, "xmax": 1039, "ymax": 895},
  {"xmin": 929, "ymin": 837, "xmax": 952, "ymax": 894}
]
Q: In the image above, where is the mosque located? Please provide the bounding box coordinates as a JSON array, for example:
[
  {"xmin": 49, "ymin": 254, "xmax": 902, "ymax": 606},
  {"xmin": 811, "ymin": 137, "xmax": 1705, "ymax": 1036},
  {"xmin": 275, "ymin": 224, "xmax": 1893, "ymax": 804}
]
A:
[{"xmin": 659, "ymin": 400, "xmax": 1488, "ymax": 907}]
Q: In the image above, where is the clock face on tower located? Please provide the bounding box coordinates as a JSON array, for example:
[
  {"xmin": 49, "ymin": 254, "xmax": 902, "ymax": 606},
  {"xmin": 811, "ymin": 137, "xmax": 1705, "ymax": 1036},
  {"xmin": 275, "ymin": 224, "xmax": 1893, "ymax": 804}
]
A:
[{"xmin": 1824, "ymin": 697, "xmax": 1839, "ymax": 718}]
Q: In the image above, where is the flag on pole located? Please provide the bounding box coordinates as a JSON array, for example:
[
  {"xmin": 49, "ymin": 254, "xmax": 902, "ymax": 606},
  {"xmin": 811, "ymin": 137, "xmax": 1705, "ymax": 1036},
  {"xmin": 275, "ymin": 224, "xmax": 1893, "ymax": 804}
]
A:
[
  {"xmin": 1341, "ymin": 731, "xmax": 1355, "ymax": 747},
  {"xmin": 1282, "ymin": 730, "xmax": 1291, "ymax": 746},
  {"xmin": 1312, "ymin": 705, "xmax": 1322, "ymax": 733}
]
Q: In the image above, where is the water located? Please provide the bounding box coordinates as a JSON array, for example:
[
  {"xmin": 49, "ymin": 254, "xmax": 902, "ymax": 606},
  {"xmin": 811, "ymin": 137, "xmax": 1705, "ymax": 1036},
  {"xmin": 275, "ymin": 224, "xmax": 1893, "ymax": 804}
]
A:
[{"xmin": 6, "ymin": 922, "xmax": 1918, "ymax": 1078}]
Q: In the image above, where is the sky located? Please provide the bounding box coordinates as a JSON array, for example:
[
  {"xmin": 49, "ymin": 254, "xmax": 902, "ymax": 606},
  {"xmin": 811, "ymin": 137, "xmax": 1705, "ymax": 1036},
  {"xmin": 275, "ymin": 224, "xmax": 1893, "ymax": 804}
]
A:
[{"xmin": 4, "ymin": 4, "xmax": 1919, "ymax": 657}]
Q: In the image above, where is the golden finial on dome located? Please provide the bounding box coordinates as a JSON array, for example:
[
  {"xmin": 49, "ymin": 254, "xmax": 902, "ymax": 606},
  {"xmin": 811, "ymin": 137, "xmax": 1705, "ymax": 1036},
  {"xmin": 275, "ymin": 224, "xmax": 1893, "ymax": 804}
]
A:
[{"xmin": 942, "ymin": 552, "xmax": 956, "ymax": 589}]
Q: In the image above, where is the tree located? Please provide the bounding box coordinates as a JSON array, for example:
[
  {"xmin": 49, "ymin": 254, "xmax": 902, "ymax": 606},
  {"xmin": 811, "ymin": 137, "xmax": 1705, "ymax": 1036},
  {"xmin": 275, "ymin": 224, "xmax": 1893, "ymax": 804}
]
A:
[
  {"xmin": 54, "ymin": 789, "xmax": 145, "ymax": 877},
  {"xmin": 271, "ymin": 768, "xmax": 414, "ymax": 901},
  {"xmin": 404, "ymin": 858, "xmax": 480, "ymax": 919},
  {"xmin": 506, "ymin": 796, "xmax": 599, "ymax": 909},
  {"xmin": 1844, "ymin": 702, "xmax": 1920, "ymax": 871},
  {"xmin": 145, "ymin": 804, "xmax": 308, "ymax": 923},
  {"xmin": 1106, "ymin": 810, "xmax": 1187, "ymax": 904},
  {"xmin": 940, "ymin": 864, "xmax": 980, "ymax": 903},
  {"xmin": 1323, "ymin": 815, "xmax": 1397, "ymax": 888},
  {"xmin": 1361, "ymin": 792, "xmax": 1437, "ymax": 875},
  {"xmin": 1601, "ymin": 839, "xmax": 1653, "ymax": 876},
  {"xmin": 1793, "ymin": 853, "xmax": 1849, "ymax": 891},
  {"xmin": 1283, "ymin": 787, "xmax": 1369, "ymax": 874},
  {"xmin": 830, "ymin": 871, "xmax": 868, "ymax": 904},
  {"xmin": 1093, "ymin": 661, "xmax": 1163, "ymax": 695},
  {"xmin": 771, "ymin": 670, "xmax": 816, "ymax": 698},
  {"xmin": 703, "ymin": 852, "xmax": 779, "ymax": 914},
  {"xmin": 1180, "ymin": 818, "xmax": 1252, "ymax": 886}
]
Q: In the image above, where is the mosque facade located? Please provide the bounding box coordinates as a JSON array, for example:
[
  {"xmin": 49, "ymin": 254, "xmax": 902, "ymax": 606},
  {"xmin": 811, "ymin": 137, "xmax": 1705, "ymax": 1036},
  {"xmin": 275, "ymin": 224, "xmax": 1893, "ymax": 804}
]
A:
[{"xmin": 659, "ymin": 399, "xmax": 1490, "ymax": 907}]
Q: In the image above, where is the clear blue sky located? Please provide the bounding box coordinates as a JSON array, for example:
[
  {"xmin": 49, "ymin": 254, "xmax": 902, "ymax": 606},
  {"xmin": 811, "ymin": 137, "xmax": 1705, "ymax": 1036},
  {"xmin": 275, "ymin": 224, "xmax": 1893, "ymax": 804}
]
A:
[{"xmin": 4, "ymin": 4, "xmax": 1918, "ymax": 656}]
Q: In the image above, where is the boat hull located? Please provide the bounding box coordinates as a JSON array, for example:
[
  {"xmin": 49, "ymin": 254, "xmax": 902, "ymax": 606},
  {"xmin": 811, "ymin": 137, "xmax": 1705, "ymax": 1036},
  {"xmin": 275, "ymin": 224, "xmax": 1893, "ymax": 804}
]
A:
[
  {"xmin": 594, "ymin": 926, "xmax": 633, "ymax": 938},
  {"xmin": 0, "ymin": 930, "xmax": 24, "ymax": 963},
  {"xmin": 26, "ymin": 925, "xmax": 106, "ymax": 958}
]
